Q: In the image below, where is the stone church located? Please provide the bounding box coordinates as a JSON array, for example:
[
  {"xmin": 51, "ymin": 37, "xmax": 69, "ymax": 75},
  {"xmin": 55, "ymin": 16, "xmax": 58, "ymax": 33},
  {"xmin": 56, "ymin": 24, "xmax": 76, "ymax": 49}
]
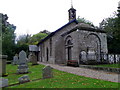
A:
[{"xmin": 37, "ymin": 6, "xmax": 108, "ymax": 65}]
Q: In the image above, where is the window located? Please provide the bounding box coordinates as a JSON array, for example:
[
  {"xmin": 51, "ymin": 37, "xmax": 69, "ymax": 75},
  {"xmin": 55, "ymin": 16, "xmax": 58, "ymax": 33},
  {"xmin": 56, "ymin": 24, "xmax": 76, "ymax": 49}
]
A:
[{"xmin": 50, "ymin": 38, "xmax": 52, "ymax": 56}]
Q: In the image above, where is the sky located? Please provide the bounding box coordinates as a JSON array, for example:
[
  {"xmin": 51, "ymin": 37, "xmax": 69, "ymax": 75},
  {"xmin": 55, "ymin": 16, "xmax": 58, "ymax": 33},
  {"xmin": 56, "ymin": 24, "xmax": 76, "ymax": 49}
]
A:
[{"xmin": 0, "ymin": 0, "xmax": 119, "ymax": 37}]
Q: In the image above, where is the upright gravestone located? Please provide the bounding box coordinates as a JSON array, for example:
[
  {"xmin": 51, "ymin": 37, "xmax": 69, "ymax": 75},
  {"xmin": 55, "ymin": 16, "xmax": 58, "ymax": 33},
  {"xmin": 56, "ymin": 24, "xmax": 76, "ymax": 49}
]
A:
[
  {"xmin": 42, "ymin": 66, "xmax": 53, "ymax": 79},
  {"xmin": 12, "ymin": 55, "xmax": 18, "ymax": 65},
  {"xmin": 0, "ymin": 55, "xmax": 8, "ymax": 76},
  {"xmin": 0, "ymin": 78, "xmax": 8, "ymax": 88},
  {"xmin": 80, "ymin": 51, "xmax": 87, "ymax": 62},
  {"xmin": 17, "ymin": 50, "xmax": 29, "ymax": 74},
  {"xmin": 31, "ymin": 53, "xmax": 38, "ymax": 65}
]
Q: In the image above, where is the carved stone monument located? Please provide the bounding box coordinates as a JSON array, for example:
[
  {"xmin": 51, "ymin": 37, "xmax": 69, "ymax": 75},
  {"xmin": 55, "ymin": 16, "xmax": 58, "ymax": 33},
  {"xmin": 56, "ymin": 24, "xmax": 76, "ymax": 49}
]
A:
[
  {"xmin": 42, "ymin": 66, "xmax": 53, "ymax": 79},
  {"xmin": 17, "ymin": 50, "xmax": 29, "ymax": 74}
]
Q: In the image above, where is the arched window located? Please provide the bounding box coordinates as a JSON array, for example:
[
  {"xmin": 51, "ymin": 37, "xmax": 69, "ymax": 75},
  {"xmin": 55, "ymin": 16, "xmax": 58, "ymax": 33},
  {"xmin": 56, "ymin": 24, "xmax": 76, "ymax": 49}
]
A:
[
  {"xmin": 65, "ymin": 36, "xmax": 73, "ymax": 60},
  {"xmin": 67, "ymin": 40, "xmax": 72, "ymax": 45}
]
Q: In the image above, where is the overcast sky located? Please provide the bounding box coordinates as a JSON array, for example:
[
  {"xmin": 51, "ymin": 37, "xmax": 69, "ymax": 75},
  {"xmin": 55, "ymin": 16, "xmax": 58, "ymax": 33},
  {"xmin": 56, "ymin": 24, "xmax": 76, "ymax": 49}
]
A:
[{"xmin": 0, "ymin": 0, "xmax": 119, "ymax": 37}]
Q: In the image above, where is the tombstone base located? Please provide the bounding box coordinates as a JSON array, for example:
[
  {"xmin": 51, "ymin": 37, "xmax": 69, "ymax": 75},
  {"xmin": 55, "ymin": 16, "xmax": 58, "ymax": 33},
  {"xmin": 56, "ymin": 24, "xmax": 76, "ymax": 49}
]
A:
[
  {"xmin": 17, "ymin": 69, "xmax": 29, "ymax": 74},
  {"xmin": 17, "ymin": 64, "xmax": 29, "ymax": 74}
]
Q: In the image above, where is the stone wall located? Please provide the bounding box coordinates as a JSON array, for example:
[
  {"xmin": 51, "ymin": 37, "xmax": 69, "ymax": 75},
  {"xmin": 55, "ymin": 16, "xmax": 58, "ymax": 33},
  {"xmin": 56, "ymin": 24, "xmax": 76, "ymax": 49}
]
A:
[{"xmin": 38, "ymin": 22, "xmax": 108, "ymax": 65}]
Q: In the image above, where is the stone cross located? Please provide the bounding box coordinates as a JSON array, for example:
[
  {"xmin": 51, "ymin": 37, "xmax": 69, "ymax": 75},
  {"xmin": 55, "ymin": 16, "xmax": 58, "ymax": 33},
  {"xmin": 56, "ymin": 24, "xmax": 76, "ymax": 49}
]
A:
[
  {"xmin": 0, "ymin": 78, "xmax": 8, "ymax": 88},
  {"xmin": 42, "ymin": 66, "xmax": 53, "ymax": 79}
]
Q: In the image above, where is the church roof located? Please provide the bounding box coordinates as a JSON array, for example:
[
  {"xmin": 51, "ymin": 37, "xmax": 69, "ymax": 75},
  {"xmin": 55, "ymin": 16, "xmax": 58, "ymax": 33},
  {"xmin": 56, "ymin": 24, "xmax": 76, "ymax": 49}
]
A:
[{"xmin": 37, "ymin": 19, "xmax": 78, "ymax": 45}]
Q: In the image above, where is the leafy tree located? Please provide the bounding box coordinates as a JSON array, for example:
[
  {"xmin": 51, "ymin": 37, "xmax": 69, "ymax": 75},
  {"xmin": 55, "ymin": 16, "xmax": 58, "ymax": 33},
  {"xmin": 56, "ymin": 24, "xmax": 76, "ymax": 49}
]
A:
[
  {"xmin": 16, "ymin": 34, "xmax": 31, "ymax": 55},
  {"xmin": 29, "ymin": 32, "xmax": 48, "ymax": 45},
  {"xmin": 99, "ymin": 7, "xmax": 120, "ymax": 54},
  {"xmin": 17, "ymin": 34, "xmax": 31, "ymax": 45},
  {"xmin": 1, "ymin": 13, "xmax": 16, "ymax": 60},
  {"xmin": 16, "ymin": 30, "xmax": 49, "ymax": 54},
  {"xmin": 77, "ymin": 16, "xmax": 94, "ymax": 27}
]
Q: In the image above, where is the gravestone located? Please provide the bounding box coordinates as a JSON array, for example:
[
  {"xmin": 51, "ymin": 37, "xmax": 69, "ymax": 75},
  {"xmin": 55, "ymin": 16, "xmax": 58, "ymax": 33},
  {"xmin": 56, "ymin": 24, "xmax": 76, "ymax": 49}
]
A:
[
  {"xmin": 18, "ymin": 50, "xmax": 27, "ymax": 65},
  {"xmin": 28, "ymin": 54, "xmax": 32, "ymax": 62},
  {"xmin": 31, "ymin": 53, "xmax": 38, "ymax": 65},
  {"xmin": 17, "ymin": 50, "xmax": 29, "ymax": 74},
  {"xmin": 0, "ymin": 55, "xmax": 7, "ymax": 76},
  {"xmin": 18, "ymin": 75, "xmax": 30, "ymax": 84},
  {"xmin": 12, "ymin": 55, "xmax": 18, "ymax": 65},
  {"xmin": 42, "ymin": 66, "xmax": 53, "ymax": 79},
  {"xmin": 80, "ymin": 51, "xmax": 87, "ymax": 61},
  {"xmin": 0, "ymin": 78, "xmax": 8, "ymax": 88},
  {"xmin": 87, "ymin": 50, "xmax": 96, "ymax": 61}
]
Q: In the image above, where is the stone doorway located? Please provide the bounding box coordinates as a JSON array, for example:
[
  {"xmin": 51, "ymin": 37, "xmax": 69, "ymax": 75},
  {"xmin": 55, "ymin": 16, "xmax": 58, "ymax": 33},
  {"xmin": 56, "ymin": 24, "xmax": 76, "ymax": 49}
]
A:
[{"xmin": 68, "ymin": 46, "xmax": 72, "ymax": 60}]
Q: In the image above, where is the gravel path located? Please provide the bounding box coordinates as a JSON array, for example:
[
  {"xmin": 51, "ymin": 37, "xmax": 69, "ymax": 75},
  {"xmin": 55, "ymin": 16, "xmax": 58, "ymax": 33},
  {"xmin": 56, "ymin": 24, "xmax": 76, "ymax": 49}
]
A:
[{"xmin": 38, "ymin": 62, "xmax": 119, "ymax": 83}]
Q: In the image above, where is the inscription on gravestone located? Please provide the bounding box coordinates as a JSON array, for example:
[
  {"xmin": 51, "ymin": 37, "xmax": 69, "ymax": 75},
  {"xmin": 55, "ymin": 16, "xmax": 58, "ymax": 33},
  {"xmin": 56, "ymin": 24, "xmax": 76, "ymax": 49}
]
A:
[{"xmin": 42, "ymin": 66, "xmax": 53, "ymax": 79}]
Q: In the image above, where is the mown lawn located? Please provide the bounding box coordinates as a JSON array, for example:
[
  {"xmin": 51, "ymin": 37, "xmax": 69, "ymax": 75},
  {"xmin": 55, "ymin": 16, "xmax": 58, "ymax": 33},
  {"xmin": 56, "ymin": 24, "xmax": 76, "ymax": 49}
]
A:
[
  {"xmin": 3, "ymin": 63, "xmax": 45, "ymax": 85},
  {"xmin": 93, "ymin": 64, "xmax": 120, "ymax": 68},
  {"xmin": 3, "ymin": 63, "xmax": 119, "ymax": 88}
]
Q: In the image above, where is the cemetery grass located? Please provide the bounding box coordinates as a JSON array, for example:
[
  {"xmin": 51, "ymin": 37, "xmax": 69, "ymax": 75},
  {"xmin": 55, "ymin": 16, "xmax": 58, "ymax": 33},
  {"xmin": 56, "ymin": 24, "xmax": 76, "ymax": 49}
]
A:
[
  {"xmin": 94, "ymin": 64, "xmax": 120, "ymax": 68},
  {"xmin": 3, "ymin": 63, "xmax": 45, "ymax": 85},
  {"xmin": 4, "ymin": 64, "xmax": 119, "ymax": 88}
]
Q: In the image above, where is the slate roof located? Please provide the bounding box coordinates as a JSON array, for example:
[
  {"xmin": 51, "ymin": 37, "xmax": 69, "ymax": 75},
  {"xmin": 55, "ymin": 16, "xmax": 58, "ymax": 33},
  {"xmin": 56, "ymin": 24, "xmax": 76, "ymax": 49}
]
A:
[
  {"xmin": 37, "ymin": 19, "xmax": 78, "ymax": 45},
  {"xmin": 37, "ymin": 19, "xmax": 106, "ymax": 45}
]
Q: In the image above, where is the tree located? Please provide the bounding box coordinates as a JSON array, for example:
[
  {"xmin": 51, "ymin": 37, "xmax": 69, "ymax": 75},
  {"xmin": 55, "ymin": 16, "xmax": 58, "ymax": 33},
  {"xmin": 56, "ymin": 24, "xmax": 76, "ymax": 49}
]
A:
[
  {"xmin": 99, "ymin": 7, "xmax": 120, "ymax": 54},
  {"xmin": 1, "ymin": 13, "xmax": 16, "ymax": 60},
  {"xmin": 17, "ymin": 34, "xmax": 31, "ymax": 45},
  {"xmin": 77, "ymin": 16, "xmax": 94, "ymax": 27},
  {"xmin": 29, "ymin": 32, "xmax": 48, "ymax": 45},
  {"xmin": 16, "ymin": 34, "xmax": 31, "ymax": 55}
]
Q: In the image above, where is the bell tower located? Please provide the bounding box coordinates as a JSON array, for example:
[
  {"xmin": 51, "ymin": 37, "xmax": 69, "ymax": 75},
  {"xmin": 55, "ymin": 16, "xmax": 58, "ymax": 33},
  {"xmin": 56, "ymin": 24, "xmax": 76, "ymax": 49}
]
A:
[{"xmin": 68, "ymin": 0, "xmax": 76, "ymax": 21}]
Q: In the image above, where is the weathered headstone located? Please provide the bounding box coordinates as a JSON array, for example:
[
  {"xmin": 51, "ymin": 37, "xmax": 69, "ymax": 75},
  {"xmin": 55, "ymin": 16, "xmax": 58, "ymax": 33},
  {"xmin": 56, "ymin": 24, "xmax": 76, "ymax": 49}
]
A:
[
  {"xmin": 18, "ymin": 75, "xmax": 30, "ymax": 84},
  {"xmin": 87, "ymin": 50, "xmax": 96, "ymax": 61},
  {"xmin": 0, "ymin": 78, "xmax": 8, "ymax": 88},
  {"xmin": 81, "ymin": 51, "xmax": 87, "ymax": 61},
  {"xmin": 42, "ymin": 66, "xmax": 53, "ymax": 79},
  {"xmin": 18, "ymin": 50, "xmax": 27, "ymax": 65},
  {"xmin": 12, "ymin": 55, "xmax": 18, "ymax": 65},
  {"xmin": 30, "ymin": 53, "xmax": 38, "ymax": 65},
  {"xmin": 0, "ymin": 55, "xmax": 7, "ymax": 76},
  {"xmin": 17, "ymin": 50, "xmax": 29, "ymax": 74}
]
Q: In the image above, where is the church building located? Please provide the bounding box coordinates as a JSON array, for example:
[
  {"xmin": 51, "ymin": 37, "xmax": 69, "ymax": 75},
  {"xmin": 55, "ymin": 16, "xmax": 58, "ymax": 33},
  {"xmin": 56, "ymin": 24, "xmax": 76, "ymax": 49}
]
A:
[{"xmin": 37, "ymin": 6, "xmax": 108, "ymax": 65}]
